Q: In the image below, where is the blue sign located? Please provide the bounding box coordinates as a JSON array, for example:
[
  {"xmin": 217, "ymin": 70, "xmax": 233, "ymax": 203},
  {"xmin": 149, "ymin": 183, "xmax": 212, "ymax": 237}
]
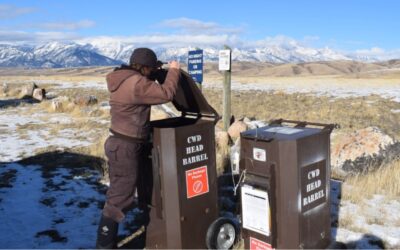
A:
[{"xmin": 188, "ymin": 49, "xmax": 203, "ymax": 83}]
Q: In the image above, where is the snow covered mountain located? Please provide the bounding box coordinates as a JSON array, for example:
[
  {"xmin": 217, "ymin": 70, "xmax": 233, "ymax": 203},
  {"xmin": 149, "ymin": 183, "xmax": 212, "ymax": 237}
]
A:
[
  {"xmin": 0, "ymin": 42, "xmax": 122, "ymax": 68},
  {"xmin": 0, "ymin": 40, "xmax": 389, "ymax": 68}
]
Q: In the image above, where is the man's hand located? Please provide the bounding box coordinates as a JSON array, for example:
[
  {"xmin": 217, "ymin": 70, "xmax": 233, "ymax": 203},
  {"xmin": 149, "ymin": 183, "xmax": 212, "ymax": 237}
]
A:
[{"xmin": 169, "ymin": 61, "xmax": 180, "ymax": 70}]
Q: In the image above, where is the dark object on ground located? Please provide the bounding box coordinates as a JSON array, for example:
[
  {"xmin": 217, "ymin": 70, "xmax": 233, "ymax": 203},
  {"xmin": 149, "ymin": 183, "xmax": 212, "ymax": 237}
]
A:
[{"xmin": 96, "ymin": 215, "xmax": 118, "ymax": 249}]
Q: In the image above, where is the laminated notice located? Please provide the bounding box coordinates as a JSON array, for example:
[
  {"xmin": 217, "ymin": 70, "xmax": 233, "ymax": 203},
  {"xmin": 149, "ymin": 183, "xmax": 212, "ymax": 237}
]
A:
[{"xmin": 241, "ymin": 185, "xmax": 271, "ymax": 236}]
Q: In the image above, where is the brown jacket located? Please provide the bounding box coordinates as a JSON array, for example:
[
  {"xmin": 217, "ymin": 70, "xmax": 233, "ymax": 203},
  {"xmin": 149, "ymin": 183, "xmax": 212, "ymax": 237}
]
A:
[{"xmin": 106, "ymin": 67, "xmax": 180, "ymax": 140}]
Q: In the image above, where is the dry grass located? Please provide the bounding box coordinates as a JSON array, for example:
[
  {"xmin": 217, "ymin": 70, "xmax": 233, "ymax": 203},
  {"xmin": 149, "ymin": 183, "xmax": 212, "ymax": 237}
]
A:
[
  {"xmin": 38, "ymin": 97, "xmax": 109, "ymax": 120},
  {"xmin": 342, "ymin": 160, "xmax": 400, "ymax": 202},
  {"xmin": 203, "ymin": 89, "xmax": 400, "ymax": 140},
  {"xmin": 53, "ymin": 87, "xmax": 109, "ymax": 103},
  {"xmin": 338, "ymin": 212, "xmax": 356, "ymax": 229},
  {"xmin": 365, "ymin": 215, "xmax": 387, "ymax": 226},
  {"xmin": 395, "ymin": 217, "xmax": 400, "ymax": 227},
  {"xmin": 0, "ymin": 75, "xmax": 105, "ymax": 83},
  {"xmin": 215, "ymin": 132, "xmax": 232, "ymax": 176},
  {"xmin": 73, "ymin": 130, "xmax": 110, "ymax": 178},
  {"xmin": 338, "ymin": 212, "xmax": 373, "ymax": 236},
  {"xmin": 10, "ymin": 94, "xmax": 110, "ymax": 168},
  {"xmin": 203, "ymin": 88, "xmax": 400, "ymax": 201},
  {"xmin": 4, "ymin": 72, "xmax": 400, "ymax": 199},
  {"xmin": 75, "ymin": 130, "xmax": 109, "ymax": 159}
]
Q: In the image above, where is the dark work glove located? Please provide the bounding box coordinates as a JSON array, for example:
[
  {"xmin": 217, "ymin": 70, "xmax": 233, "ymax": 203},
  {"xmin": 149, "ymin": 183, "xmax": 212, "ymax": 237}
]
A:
[{"xmin": 149, "ymin": 69, "xmax": 168, "ymax": 84}]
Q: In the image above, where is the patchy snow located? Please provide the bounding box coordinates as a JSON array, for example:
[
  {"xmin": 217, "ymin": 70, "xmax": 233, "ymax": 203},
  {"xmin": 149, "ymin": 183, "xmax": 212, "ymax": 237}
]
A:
[
  {"xmin": 330, "ymin": 180, "xmax": 400, "ymax": 248},
  {"xmin": 0, "ymin": 129, "xmax": 92, "ymax": 162},
  {"xmin": 4, "ymin": 79, "xmax": 106, "ymax": 90},
  {"xmin": 0, "ymin": 94, "xmax": 112, "ymax": 163},
  {"xmin": 10, "ymin": 77, "xmax": 400, "ymax": 102},
  {"xmin": 391, "ymin": 109, "xmax": 400, "ymax": 113},
  {"xmin": 49, "ymin": 80, "xmax": 107, "ymax": 90},
  {"xmin": 204, "ymin": 80, "xmax": 400, "ymax": 102},
  {"xmin": 2, "ymin": 78, "xmax": 400, "ymax": 248},
  {"xmin": 0, "ymin": 163, "xmax": 100, "ymax": 248},
  {"xmin": 0, "ymin": 162, "xmax": 144, "ymax": 248},
  {"xmin": 8, "ymin": 76, "xmax": 400, "ymax": 102},
  {"xmin": 2, "ymin": 161, "xmax": 398, "ymax": 248},
  {"xmin": 0, "ymin": 107, "xmax": 93, "ymax": 162}
]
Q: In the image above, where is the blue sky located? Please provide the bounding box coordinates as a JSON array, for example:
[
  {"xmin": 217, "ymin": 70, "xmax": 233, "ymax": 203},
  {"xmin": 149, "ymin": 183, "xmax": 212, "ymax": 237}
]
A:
[{"xmin": 1, "ymin": 0, "xmax": 399, "ymax": 54}]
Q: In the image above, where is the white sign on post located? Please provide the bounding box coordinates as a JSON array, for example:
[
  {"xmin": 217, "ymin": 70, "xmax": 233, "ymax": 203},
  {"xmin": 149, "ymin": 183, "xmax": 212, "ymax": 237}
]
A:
[{"xmin": 219, "ymin": 49, "xmax": 231, "ymax": 71}]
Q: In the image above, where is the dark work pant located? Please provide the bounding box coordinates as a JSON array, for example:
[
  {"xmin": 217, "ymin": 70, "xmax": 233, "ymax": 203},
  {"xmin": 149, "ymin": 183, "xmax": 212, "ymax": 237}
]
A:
[{"xmin": 102, "ymin": 136, "xmax": 152, "ymax": 223}]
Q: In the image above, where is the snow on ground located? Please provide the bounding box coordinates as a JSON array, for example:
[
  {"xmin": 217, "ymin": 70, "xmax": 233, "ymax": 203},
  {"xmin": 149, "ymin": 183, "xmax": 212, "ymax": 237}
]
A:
[
  {"xmin": 1, "ymin": 79, "xmax": 400, "ymax": 248},
  {"xmin": 337, "ymin": 196, "xmax": 400, "ymax": 247},
  {"xmin": 8, "ymin": 77, "xmax": 400, "ymax": 101},
  {"xmin": 331, "ymin": 180, "xmax": 400, "ymax": 248},
  {"xmin": 204, "ymin": 79, "xmax": 400, "ymax": 102},
  {"xmin": 4, "ymin": 79, "xmax": 107, "ymax": 90},
  {"xmin": 1, "ymin": 163, "xmax": 397, "ymax": 248},
  {"xmin": 0, "ymin": 106, "xmax": 94, "ymax": 162},
  {"xmin": 0, "ymin": 161, "xmax": 143, "ymax": 248}
]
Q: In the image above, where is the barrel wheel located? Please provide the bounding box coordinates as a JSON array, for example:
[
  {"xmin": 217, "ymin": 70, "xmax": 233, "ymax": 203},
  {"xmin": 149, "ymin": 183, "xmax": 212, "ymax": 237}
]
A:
[{"xmin": 206, "ymin": 217, "xmax": 238, "ymax": 249}]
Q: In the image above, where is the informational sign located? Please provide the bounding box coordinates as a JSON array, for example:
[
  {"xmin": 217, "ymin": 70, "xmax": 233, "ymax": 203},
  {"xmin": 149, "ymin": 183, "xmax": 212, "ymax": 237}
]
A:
[
  {"xmin": 186, "ymin": 166, "xmax": 209, "ymax": 199},
  {"xmin": 241, "ymin": 185, "xmax": 271, "ymax": 236},
  {"xmin": 218, "ymin": 49, "xmax": 231, "ymax": 71},
  {"xmin": 250, "ymin": 237, "xmax": 274, "ymax": 250},
  {"xmin": 301, "ymin": 160, "xmax": 327, "ymax": 212},
  {"xmin": 188, "ymin": 49, "xmax": 203, "ymax": 83},
  {"xmin": 253, "ymin": 147, "xmax": 267, "ymax": 162}
]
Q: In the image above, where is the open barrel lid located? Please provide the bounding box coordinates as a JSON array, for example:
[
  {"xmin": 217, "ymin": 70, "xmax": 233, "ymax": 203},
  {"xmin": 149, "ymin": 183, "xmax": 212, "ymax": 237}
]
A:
[{"xmin": 157, "ymin": 69, "xmax": 220, "ymax": 122}]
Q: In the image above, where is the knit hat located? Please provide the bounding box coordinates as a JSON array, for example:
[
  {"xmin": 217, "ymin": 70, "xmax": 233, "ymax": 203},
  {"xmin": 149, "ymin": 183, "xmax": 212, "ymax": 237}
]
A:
[{"xmin": 129, "ymin": 48, "xmax": 163, "ymax": 68}]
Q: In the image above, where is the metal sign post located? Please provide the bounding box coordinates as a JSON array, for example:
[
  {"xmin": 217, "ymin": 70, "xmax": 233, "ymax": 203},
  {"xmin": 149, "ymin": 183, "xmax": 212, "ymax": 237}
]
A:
[
  {"xmin": 188, "ymin": 49, "xmax": 204, "ymax": 91},
  {"xmin": 219, "ymin": 45, "xmax": 232, "ymax": 131}
]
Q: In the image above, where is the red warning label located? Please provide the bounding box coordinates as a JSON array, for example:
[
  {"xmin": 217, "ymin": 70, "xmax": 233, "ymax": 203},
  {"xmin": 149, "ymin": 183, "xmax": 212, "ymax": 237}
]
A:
[
  {"xmin": 186, "ymin": 166, "xmax": 209, "ymax": 199},
  {"xmin": 250, "ymin": 237, "xmax": 273, "ymax": 250}
]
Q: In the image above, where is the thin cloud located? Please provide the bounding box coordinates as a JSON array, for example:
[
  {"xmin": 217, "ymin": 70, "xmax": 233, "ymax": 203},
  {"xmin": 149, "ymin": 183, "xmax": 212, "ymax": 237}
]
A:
[
  {"xmin": 0, "ymin": 30, "xmax": 80, "ymax": 43},
  {"xmin": 302, "ymin": 35, "xmax": 320, "ymax": 44},
  {"xmin": 303, "ymin": 35, "xmax": 320, "ymax": 42},
  {"xmin": 352, "ymin": 47, "xmax": 388, "ymax": 59},
  {"xmin": 1, "ymin": 27, "xmax": 400, "ymax": 61},
  {"xmin": 0, "ymin": 4, "xmax": 36, "ymax": 19},
  {"xmin": 340, "ymin": 47, "xmax": 400, "ymax": 60},
  {"xmin": 157, "ymin": 17, "xmax": 244, "ymax": 35},
  {"xmin": 79, "ymin": 33, "xmax": 240, "ymax": 48},
  {"xmin": 30, "ymin": 20, "xmax": 96, "ymax": 31},
  {"xmin": 246, "ymin": 35, "xmax": 300, "ymax": 48},
  {"xmin": 355, "ymin": 47, "xmax": 385, "ymax": 55}
]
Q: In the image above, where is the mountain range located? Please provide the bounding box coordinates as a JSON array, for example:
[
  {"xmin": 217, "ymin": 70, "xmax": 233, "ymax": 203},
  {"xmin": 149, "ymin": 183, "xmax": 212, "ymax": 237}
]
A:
[{"xmin": 0, "ymin": 40, "xmax": 395, "ymax": 68}]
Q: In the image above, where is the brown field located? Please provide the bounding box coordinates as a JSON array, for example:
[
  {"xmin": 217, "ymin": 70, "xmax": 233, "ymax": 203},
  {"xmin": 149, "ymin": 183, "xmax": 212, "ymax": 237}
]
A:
[{"xmin": 1, "ymin": 62, "xmax": 400, "ymax": 214}]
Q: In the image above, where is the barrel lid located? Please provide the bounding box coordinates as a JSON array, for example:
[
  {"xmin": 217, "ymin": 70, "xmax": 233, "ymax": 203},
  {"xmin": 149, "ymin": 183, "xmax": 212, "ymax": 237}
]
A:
[
  {"xmin": 241, "ymin": 125, "xmax": 323, "ymax": 141},
  {"xmin": 157, "ymin": 69, "xmax": 220, "ymax": 121}
]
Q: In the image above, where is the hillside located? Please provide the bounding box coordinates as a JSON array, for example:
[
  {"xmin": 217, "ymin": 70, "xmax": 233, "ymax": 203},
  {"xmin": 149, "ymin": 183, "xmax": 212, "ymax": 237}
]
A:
[{"xmin": 1, "ymin": 60, "xmax": 400, "ymax": 78}]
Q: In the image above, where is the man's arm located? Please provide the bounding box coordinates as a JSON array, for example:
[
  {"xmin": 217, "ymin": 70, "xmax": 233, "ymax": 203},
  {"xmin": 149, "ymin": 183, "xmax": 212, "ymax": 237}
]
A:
[{"xmin": 132, "ymin": 61, "xmax": 180, "ymax": 105}]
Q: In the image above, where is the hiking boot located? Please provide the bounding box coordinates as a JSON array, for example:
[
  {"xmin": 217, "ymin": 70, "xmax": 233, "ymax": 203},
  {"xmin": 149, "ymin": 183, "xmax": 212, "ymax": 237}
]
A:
[{"xmin": 96, "ymin": 215, "xmax": 119, "ymax": 249}]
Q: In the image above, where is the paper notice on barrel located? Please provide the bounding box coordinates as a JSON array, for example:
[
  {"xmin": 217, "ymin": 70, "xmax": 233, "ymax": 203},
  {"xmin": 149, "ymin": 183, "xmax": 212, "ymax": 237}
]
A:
[{"xmin": 241, "ymin": 185, "xmax": 271, "ymax": 236}]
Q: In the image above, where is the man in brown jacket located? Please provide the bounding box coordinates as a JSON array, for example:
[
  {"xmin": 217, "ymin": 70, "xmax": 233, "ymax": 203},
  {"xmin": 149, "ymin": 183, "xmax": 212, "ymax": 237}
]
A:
[{"xmin": 96, "ymin": 48, "xmax": 180, "ymax": 249}]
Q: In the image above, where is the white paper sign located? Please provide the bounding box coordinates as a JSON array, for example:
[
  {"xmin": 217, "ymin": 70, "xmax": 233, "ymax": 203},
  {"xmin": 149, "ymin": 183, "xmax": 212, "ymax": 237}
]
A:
[
  {"xmin": 241, "ymin": 185, "xmax": 271, "ymax": 236},
  {"xmin": 219, "ymin": 50, "xmax": 231, "ymax": 71},
  {"xmin": 253, "ymin": 147, "xmax": 266, "ymax": 162}
]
